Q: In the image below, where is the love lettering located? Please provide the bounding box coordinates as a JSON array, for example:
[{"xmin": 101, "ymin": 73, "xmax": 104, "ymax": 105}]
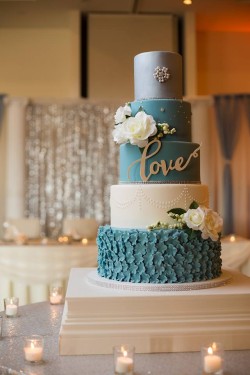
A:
[{"xmin": 128, "ymin": 139, "xmax": 200, "ymax": 182}]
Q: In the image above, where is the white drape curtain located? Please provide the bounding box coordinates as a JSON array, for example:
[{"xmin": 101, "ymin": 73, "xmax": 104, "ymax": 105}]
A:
[
  {"xmin": 1, "ymin": 96, "xmax": 249, "ymax": 238},
  {"xmin": 211, "ymin": 105, "xmax": 250, "ymax": 238},
  {"xmin": 4, "ymin": 97, "xmax": 28, "ymax": 219},
  {"xmin": 189, "ymin": 96, "xmax": 250, "ymax": 239}
]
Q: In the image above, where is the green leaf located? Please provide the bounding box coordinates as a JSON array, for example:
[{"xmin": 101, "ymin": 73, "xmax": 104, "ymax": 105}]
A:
[
  {"xmin": 189, "ymin": 201, "xmax": 199, "ymax": 209},
  {"xmin": 184, "ymin": 227, "xmax": 196, "ymax": 239},
  {"xmin": 167, "ymin": 208, "xmax": 186, "ymax": 215}
]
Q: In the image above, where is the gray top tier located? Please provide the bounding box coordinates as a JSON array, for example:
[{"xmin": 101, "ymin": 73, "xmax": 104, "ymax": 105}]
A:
[{"xmin": 134, "ymin": 51, "xmax": 182, "ymax": 100}]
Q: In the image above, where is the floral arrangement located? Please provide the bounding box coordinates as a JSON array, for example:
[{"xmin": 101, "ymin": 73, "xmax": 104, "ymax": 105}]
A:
[
  {"xmin": 148, "ymin": 201, "xmax": 223, "ymax": 242},
  {"xmin": 113, "ymin": 103, "xmax": 176, "ymax": 148}
]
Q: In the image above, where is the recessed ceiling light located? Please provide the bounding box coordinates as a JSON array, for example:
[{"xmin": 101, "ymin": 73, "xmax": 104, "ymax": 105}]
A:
[{"xmin": 183, "ymin": 0, "xmax": 192, "ymax": 5}]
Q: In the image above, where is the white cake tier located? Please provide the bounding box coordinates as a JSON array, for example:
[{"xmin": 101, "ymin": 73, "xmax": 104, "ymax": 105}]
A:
[{"xmin": 110, "ymin": 184, "xmax": 209, "ymax": 228}]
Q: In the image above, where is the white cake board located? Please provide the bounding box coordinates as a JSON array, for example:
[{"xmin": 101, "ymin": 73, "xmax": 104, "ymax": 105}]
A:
[{"xmin": 59, "ymin": 268, "xmax": 250, "ymax": 355}]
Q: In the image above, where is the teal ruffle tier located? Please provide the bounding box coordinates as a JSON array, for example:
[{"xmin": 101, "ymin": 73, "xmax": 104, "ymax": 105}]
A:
[{"xmin": 97, "ymin": 226, "xmax": 222, "ymax": 284}]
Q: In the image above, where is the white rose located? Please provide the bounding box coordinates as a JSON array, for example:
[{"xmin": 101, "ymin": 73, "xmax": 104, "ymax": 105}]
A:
[
  {"xmin": 184, "ymin": 207, "xmax": 205, "ymax": 231},
  {"xmin": 122, "ymin": 111, "xmax": 157, "ymax": 148},
  {"xmin": 200, "ymin": 209, "xmax": 223, "ymax": 241},
  {"xmin": 112, "ymin": 123, "xmax": 128, "ymax": 144},
  {"xmin": 114, "ymin": 104, "xmax": 131, "ymax": 124}
]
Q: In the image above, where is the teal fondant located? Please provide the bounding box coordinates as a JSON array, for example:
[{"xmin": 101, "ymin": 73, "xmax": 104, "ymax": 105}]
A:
[
  {"xmin": 120, "ymin": 140, "xmax": 200, "ymax": 183},
  {"xmin": 130, "ymin": 99, "xmax": 191, "ymax": 142},
  {"xmin": 97, "ymin": 226, "xmax": 222, "ymax": 284}
]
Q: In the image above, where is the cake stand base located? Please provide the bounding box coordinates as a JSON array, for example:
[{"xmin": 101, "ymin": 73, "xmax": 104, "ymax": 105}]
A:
[{"xmin": 59, "ymin": 268, "xmax": 250, "ymax": 355}]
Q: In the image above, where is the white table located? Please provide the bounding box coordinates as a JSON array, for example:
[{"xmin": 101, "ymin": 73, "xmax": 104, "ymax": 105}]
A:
[
  {"xmin": 0, "ymin": 236, "xmax": 249, "ymax": 311},
  {"xmin": 0, "ymin": 240, "xmax": 97, "ymax": 309},
  {"xmin": 1, "ymin": 301, "xmax": 250, "ymax": 375}
]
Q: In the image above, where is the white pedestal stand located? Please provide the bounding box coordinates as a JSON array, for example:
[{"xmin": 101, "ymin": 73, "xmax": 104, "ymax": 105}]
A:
[{"xmin": 59, "ymin": 268, "xmax": 250, "ymax": 355}]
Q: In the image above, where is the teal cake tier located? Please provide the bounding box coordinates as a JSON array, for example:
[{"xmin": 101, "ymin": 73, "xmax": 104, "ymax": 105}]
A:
[
  {"xmin": 120, "ymin": 140, "xmax": 200, "ymax": 183},
  {"xmin": 130, "ymin": 99, "xmax": 191, "ymax": 142},
  {"xmin": 97, "ymin": 226, "xmax": 222, "ymax": 284}
]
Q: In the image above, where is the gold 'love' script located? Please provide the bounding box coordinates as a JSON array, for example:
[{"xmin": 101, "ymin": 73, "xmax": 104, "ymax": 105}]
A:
[{"xmin": 127, "ymin": 139, "xmax": 200, "ymax": 182}]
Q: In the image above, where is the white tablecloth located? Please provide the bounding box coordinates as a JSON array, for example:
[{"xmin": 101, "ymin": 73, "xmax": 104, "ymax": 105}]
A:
[
  {"xmin": 1, "ymin": 301, "xmax": 250, "ymax": 375},
  {"xmin": 0, "ymin": 236, "xmax": 249, "ymax": 311},
  {"xmin": 0, "ymin": 240, "xmax": 97, "ymax": 309},
  {"xmin": 221, "ymin": 237, "xmax": 250, "ymax": 277}
]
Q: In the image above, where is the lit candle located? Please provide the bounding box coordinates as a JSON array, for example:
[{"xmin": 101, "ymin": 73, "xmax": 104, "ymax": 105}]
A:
[
  {"xmin": 82, "ymin": 238, "xmax": 88, "ymax": 245},
  {"xmin": 204, "ymin": 346, "xmax": 222, "ymax": 374},
  {"xmin": 5, "ymin": 304, "xmax": 18, "ymax": 317},
  {"xmin": 58, "ymin": 235, "xmax": 71, "ymax": 244},
  {"xmin": 4, "ymin": 297, "xmax": 19, "ymax": 318},
  {"xmin": 15, "ymin": 233, "xmax": 28, "ymax": 245},
  {"xmin": 116, "ymin": 355, "xmax": 133, "ymax": 374},
  {"xmin": 24, "ymin": 345, "xmax": 43, "ymax": 362},
  {"xmin": 49, "ymin": 286, "xmax": 63, "ymax": 305},
  {"xmin": 229, "ymin": 234, "xmax": 236, "ymax": 242},
  {"xmin": 114, "ymin": 347, "xmax": 134, "ymax": 374},
  {"xmin": 49, "ymin": 293, "xmax": 62, "ymax": 304},
  {"xmin": 24, "ymin": 336, "xmax": 44, "ymax": 363}
]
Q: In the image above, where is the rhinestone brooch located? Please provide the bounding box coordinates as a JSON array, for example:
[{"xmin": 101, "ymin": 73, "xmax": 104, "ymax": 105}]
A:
[{"xmin": 153, "ymin": 66, "xmax": 171, "ymax": 83}]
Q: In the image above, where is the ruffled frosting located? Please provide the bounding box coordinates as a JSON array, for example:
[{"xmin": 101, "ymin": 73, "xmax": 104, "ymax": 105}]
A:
[{"xmin": 97, "ymin": 226, "xmax": 222, "ymax": 284}]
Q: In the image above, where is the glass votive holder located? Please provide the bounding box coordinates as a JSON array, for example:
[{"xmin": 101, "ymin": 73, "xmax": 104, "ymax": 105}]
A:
[
  {"xmin": 4, "ymin": 297, "xmax": 19, "ymax": 318},
  {"xmin": 113, "ymin": 345, "xmax": 135, "ymax": 375},
  {"xmin": 49, "ymin": 286, "xmax": 63, "ymax": 305},
  {"xmin": 24, "ymin": 335, "xmax": 44, "ymax": 363},
  {"xmin": 201, "ymin": 342, "xmax": 224, "ymax": 374}
]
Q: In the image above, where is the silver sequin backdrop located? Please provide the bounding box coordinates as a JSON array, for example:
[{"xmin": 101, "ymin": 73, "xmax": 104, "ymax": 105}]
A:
[{"xmin": 24, "ymin": 100, "xmax": 119, "ymax": 238}]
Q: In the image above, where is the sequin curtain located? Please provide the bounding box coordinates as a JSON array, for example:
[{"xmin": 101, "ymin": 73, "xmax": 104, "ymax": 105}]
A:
[{"xmin": 25, "ymin": 100, "xmax": 119, "ymax": 238}]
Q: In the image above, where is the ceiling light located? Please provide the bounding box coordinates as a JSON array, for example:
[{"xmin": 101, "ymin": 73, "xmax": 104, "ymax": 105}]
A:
[{"xmin": 183, "ymin": 0, "xmax": 192, "ymax": 5}]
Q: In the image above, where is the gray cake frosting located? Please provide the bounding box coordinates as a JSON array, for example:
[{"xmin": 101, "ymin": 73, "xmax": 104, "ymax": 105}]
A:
[{"xmin": 134, "ymin": 51, "xmax": 182, "ymax": 100}]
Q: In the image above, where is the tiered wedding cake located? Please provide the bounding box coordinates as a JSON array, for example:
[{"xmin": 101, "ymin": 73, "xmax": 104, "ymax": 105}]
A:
[
  {"xmin": 97, "ymin": 51, "xmax": 223, "ymax": 284},
  {"xmin": 59, "ymin": 53, "xmax": 250, "ymax": 356}
]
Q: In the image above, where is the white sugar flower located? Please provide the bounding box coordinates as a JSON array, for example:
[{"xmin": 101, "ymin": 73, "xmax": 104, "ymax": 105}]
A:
[
  {"xmin": 113, "ymin": 111, "xmax": 157, "ymax": 147},
  {"xmin": 122, "ymin": 111, "xmax": 157, "ymax": 148},
  {"xmin": 200, "ymin": 208, "xmax": 223, "ymax": 241},
  {"xmin": 183, "ymin": 207, "xmax": 205, "ymax": 231},
  {"xmin": 114, "ymin": 104, "xmax": 131, "ymax": 124},
  {"xmin": 112, "ymin": 123, "xmax": 128, "ymax": 144}
]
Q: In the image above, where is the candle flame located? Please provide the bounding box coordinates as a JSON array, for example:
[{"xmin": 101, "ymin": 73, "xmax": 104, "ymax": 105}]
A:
[
  {"xmin": 121, "ymin": 346, "xmax": 128, "ymax": 357},
  {"xmin": 230, "ymin": 234, "xmax": 236, "ymax": 242},
  {"xmin": 212, "ymin": 342, "xmax": 217, "ymax": 351},
  {"xmin": 208, "ymin": 346, "xmax": 213, "ymax": 355},
  {"xmin": 31, "ymin": 342, "xmax": 35, "ymax": 349}
]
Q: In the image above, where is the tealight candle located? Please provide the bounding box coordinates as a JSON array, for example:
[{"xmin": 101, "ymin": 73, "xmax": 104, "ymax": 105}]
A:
[
  {"xmin": 58, "ymin": 235, "xmax": 72, "ymax": 245},
  {"xmin": 49, "ymin": 286, "xmax": 63, "ymax": 305},
  {"xmin": 229, "ymin": 234, "xmax": 236, "ymax": 242},
  {"xmin": 24, "ymin": 335, "xmax": 44, "ymax": 363},
  {"xmin": 4, "ymin": 297, "xmax": 19, "ymax": 318},
  {"xmin": 15, "ymin": 233, "xmax": 28, "ymax": 245},
  {"xmin": 82, "ymin": 238, "xmax": 88, "ymax": 245},
  {"xmin": 202, "ymin": 343, "xmax": 224, "ymax": 374},
  {"xmin": 114, "ymin": 345, "xmax": 134, "ymax": 375}
]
